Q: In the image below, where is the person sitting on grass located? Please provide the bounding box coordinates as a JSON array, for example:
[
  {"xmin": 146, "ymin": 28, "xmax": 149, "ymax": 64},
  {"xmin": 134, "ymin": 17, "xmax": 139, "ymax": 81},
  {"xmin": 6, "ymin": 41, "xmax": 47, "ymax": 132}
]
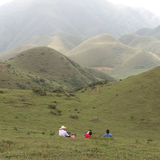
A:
[
  {"xmin": 85, "ymin": 131, "xmax": 92, "ymax": 138},
  {"xmin": 103, "ymin": 129, "xmax": 113, "ymax": 138},
  {"xmin": 59, "ymin": 126, "xmax": 70, "ymax": 137}
]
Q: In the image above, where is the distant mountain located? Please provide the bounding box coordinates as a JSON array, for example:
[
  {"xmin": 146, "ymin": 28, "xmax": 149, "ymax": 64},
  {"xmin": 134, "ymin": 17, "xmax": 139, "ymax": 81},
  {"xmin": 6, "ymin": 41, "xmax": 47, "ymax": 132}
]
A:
[
  {"xmin": 0, "ymin": 0, "xmax": 160, "ymax": 53},
  {"xmin": 134, "ymin": 28, "xmax": 153, "ymax": 36},
  {"xmin": 134, "ymin": 25, "xmax": 160, "ymax": 41},
  {"xmin": 119, "ymin": 31, "xmax": 160, "ymax": 58},
  {"xmin": 0, "ymin": 46, "xmax": 115, "ymax": 90},
  {"xmin": 145, "ymin": 25, "xmax": 160, "ymax": 40},
  {"xmin": 67, "ymin": 34, "xmax": 160, "ymax": 79},
  {"xmin": 0, "ymin": 44, "xmax": 37, "ymax": 61},
  {"xmin": 0, "ymin": 33, "xmax": 83, "ymax": 60}
]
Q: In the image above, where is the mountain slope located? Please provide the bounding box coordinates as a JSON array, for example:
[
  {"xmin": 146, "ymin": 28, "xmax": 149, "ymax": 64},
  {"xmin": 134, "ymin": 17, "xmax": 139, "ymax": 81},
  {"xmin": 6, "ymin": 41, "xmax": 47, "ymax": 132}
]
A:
[
  {"xmin": 0, "ymin": 0, "xmax": 160, "ymax": 53},
  {"xmin": 0, "ymin": 46, "xmax": 115, "ymax": 90},
  {"xmin": 67, "ymin": 33, "xmax": 160, "ymax": 79},
  {"xmin": 0, "ymin": 44, "xmax": 37, "ymax": 61},
  {"xmin": 134, "ymin": 27, "xmax": 152, "ymax": 36},
  {"xmin": 119, "ymin": 33, "xmax": 160, "ymax": 58},
  {"xmin": 67, "ymin": 33, "xmax": 135, "ymax": 67}
]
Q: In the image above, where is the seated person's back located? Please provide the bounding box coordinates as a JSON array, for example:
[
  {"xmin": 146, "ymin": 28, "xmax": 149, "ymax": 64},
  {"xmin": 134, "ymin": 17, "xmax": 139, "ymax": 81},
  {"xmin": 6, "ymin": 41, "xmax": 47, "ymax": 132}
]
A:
[{"xmin": 103, "ymin": 129, "xmax": 113, "ymax": 137}]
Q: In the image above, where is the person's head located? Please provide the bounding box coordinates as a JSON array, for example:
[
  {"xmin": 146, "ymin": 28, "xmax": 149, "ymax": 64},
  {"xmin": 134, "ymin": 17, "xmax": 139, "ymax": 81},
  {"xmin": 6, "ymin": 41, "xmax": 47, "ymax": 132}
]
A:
[
  {"xmin": 106, "ymin": 129, "xmax": 110, "ymax": 134},
  {"xmin": 59, "ymin": 126, "xmax": 66, "ymax": 130},
  {"xmin": 89, "ymin": 131, "xmax": 92, "ymax": 136}
]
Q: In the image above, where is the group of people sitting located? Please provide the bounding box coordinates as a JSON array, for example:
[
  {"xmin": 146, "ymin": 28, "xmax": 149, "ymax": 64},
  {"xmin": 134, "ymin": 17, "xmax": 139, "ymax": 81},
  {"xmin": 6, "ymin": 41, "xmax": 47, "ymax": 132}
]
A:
[{"xmin": 59, "ymin": 125, "xmax": 113, "ymax": 138}]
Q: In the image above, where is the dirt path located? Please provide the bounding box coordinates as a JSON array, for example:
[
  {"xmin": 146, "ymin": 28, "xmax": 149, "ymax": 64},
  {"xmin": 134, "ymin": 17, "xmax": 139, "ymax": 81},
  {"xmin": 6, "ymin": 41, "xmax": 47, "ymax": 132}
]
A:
[
  {"xmin": 0, "ymin": 67, "xmax": 4, "ymax": 72},
  {"xmin": 150, "ymin": 52, "xmax": 160, "ymax": 61},
  {"xmin": 89, "ymin": 87, "xmax": 99, "ymax": 95}
]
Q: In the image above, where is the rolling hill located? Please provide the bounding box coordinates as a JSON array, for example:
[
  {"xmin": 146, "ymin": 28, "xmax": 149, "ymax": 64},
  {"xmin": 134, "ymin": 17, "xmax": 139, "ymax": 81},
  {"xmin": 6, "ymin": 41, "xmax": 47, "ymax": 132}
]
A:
[
  {"xmin": 0, "ymin": 0, "xmax": 160, "ymax": 54},
  {"xmin": 134, "ymin": 25, "xmax": 160, "ymax": 41},
  {"xmin": 119, "ymin": 33, "xmax": 160, "ymax": 58},
  {"xmin": 134, "ymin": 27, "xmax": 153, "ymax": 36},
  {"xmin": 0, "ymin": 44, "xmax": 37, "ymax": 61},
  {"xmin": 67, "ymin": 33, "xmax": 160, "ymax": 79},
  {"xmin": 0, "ymin": 64, "xmax": 160, "ymax": 159},
  {"xmin": 24, "ymin": 33, "xmax": 83, "ymax": 55},
  {"xmin": 67, "ymin": 33, "xmax": 135, "ymax": 67},
  {"xmin": 0, "ymin": 35, "xmax": 77, "ymax": 60},
  {"xmin": 0, "ymin": 46, "xmax": 115, "ymax": 91}
]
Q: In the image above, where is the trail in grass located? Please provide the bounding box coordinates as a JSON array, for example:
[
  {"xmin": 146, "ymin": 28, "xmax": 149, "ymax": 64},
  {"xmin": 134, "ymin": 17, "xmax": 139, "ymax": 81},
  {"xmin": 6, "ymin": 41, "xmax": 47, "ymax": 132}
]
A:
[
  {"xmin": 0, "ymin": 67, "xmax": 4, "ymax": 71},
  {"xmin": 89, "ymin": 87, "xmax": 99, "ymax": 95},
  {"xmin": 150, "ymin": 52, "xmax": 160, "ymax": 61}
]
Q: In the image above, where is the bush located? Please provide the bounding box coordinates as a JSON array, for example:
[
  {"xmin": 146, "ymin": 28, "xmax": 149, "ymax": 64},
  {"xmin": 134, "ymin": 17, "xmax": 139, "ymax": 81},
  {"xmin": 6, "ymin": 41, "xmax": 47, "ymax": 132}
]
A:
[
  {"xmin": 32, "ymin": 88, "xmax": 46, "ymax": 96},
  {"xmin": 70, "ymin": 115, "xmax": 78, "ymax": 119},
  {"xmin": 48, "ymin": 105, "xmax": 56, "ymax": 109}
]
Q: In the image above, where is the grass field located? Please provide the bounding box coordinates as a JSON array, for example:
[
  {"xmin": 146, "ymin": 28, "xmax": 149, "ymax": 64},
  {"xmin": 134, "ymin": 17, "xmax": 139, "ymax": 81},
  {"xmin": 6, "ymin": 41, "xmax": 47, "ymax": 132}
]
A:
[{"xmin": 1, "ymin": 65, "xmax": 160, "ymax": 159}]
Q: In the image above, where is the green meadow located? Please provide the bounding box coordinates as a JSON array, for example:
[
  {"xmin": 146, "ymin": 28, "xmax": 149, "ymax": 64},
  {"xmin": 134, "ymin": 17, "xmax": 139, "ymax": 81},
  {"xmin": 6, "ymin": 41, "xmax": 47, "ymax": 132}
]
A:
[{"xmin": 1, "ymin": 65, "xmax": 160, "ymax": 159}]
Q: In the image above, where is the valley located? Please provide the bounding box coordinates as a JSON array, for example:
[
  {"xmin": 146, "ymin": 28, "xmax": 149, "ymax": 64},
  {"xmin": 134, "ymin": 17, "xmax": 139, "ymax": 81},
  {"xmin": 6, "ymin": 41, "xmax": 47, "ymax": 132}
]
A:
[{"xmin": 0, "ymin": 0, "xmax": 160, "ymax": 159}]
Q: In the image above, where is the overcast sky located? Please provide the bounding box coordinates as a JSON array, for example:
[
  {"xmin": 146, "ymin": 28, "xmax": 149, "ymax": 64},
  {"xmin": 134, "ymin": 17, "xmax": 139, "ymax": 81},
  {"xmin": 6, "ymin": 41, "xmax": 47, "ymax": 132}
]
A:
[
  {"xmin": 0, "ymin": 0, "xmax": 12, "ymax": 6},
  {"xmin": 0, "ymin": 0, "xmax": 160, "ymax": 16}
]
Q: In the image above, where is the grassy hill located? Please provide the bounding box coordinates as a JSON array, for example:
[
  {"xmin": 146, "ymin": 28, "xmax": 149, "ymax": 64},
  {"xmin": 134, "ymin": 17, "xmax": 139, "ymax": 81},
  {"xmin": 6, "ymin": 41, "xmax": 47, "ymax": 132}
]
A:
[
  {"xmin": 0, "ymin": 0, "xmax": 160, "ymax": 54},
  {"xmin": 0, "ymin": 46, "xmax": 114, "ymax": 91},
  {"xmin": 134, "ymin": 25, "xmax": 160, "ymax": 41},
  {"xmin": 67, "ymin": 34, "xmax": 136, "ymax": 67},
  {"xmin": 0, "ymin": 66, "xmax": 160, "ymax": 159},
  {"xmin": 67, "ymin": 34, "xmax": 160, "ymax": 79},
  {"xmin": 145, "ymin": 25, "xmax": 160, "ymax": 40},
  {"xmin": 119, "ymin": 33, "xmax": 160, "ymax": 58},
  {"xmin": 24, "ymin": 33, "xmax": 83, "ymax": 55},
  {"xmin": 0, "ymin": 44, "xmax": 37, "ymax": 61},
  {"xmin": 48, "ymin": 36, "xmax": 75, "ymax": 55},
  {"xmin": 134, "ymin": 27, "xmax": 152, "ymax": 36}
]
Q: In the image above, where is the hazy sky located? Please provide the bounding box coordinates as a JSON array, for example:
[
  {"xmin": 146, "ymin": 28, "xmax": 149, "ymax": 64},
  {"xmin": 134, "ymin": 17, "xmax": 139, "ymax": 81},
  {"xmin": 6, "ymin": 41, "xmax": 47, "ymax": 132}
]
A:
[
  {"xmin": 0, "ymin": 0, "xmax": 12, "ymax": 6},
  {"xmin": 0, "ymin": 0, "xmax": 160, "ymax": 16}
]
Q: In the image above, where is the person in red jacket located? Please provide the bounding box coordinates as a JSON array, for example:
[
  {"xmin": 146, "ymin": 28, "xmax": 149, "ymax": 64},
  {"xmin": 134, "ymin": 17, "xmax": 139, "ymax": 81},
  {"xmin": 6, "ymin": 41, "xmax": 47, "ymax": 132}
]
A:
[{"xmin": 85, "ymin": 131, "xmax": 92, "ymax": 138}]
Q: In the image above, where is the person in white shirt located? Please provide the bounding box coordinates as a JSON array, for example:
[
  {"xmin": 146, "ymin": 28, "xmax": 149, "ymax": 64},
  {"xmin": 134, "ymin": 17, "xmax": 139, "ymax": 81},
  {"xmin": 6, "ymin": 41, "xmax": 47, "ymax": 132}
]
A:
[{"xmin": 59, "ymin": 126, "xmax": 70, "ymax": 137}]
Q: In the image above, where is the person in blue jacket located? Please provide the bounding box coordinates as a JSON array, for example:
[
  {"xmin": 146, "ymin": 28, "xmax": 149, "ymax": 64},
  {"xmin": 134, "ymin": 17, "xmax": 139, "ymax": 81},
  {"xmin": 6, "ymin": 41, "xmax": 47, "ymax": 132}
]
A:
[{"xmin": 103, "ymin": 129, "xmax": 113, "ymax": 137}]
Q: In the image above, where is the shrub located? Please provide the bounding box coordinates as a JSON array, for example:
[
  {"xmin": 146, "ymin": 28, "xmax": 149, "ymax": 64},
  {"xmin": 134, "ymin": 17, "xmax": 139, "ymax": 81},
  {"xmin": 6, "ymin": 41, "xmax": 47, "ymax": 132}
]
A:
[
  {"xmin": 50, "ymin": 131, "xmax": 55, "ymax": 136},
  {"xmin": 48, "ymin": 105, "xmax": 56, "ymax": 109},
  {"xmin": 70, "ymin": 115, "xmax": 78, "ymax": 119},
  {"xmin": 32, "ymin": 88, "xmax": 46, "ymax": 96}
]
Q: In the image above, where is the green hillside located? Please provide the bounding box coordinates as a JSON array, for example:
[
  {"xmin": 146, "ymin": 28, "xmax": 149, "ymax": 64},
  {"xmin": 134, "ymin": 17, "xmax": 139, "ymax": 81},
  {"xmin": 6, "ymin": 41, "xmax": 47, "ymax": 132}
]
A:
[
  {"xmin": 48, "ymin": 36, "xmax": 75, "ymax": 55},
  {"xmin": 0, "ymin": 46, "xmax": 114, "ymax": 91},
  {"xmin": 0, "ymin": 66, "xmax": 160, "ymax": 159},
  {"xmin": 0, "ymin": 44, "xmax": 37, "ymax": 61},
  {"xmin": 67, "ymin": 34, "xmax": 136, "ymax": 67},
  {"xmin": 134, "ymin": 25, "xmax": 160, "ymax": 41},
  {"xmin": 146, "ymin": 25, "xmax": 160, "ymax": 40},
  {"xmin": 24, "ymin": 33, "xmax": 83, "ymax": 55},
  {"xmin": 119, "ymin": 33, "xmax": 160, "ymax": 58},
  {"xmin": 67, "ymin": 34, "xmax": 160, "ymax": 79},
  {"xmin": 134, "ymin": 27, "xmax": 152, "ymax": 36}
]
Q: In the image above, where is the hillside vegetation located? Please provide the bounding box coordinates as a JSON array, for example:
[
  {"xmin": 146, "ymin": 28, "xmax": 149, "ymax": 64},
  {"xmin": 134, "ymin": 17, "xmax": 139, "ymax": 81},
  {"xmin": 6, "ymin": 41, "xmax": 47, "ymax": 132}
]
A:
[
  {"xmin": 0, "ymin": 44, "xmax": 37, "ymax": 61},
  {"xmin": 0, "ymin": 34, "xmax": 82, "ymax": 60},
  {"xmin": 0, "ymin": 66, "xmax": 160, "ymax": 159},
  {"xmin": 119, "ymin": 32, "xmax": 160, "ymax": 58},
  {"xmin": 67, "ymin": 34, "xmax": 160, "ymax": 79},
  {"xmin": 0, "ymin": 0, "xmax": 160, "ymax": 53},
  {"xmin": 0, "ymin": 46, "xmax": 114, "ymax": 91}
]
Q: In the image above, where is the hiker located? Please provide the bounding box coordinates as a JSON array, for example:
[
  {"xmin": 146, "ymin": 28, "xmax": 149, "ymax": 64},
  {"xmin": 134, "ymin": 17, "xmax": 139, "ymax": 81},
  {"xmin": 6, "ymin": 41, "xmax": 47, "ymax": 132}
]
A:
[
  {"xmin": 59, "ymin": 126, "xmax": 70, "ymax": 137},
  {"xmin": 85, "ymin": 131, "xmax": 92, "ymax": 138},
  {"xmin": 103, "ymin": 129, "xmax": 113, "ymax": 137}
]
